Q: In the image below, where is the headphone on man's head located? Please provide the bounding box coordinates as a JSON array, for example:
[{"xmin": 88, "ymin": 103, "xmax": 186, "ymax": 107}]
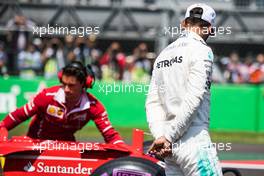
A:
[{"xmin": 57, "ymin": 61, "xmax": 95, "ymax": 89}]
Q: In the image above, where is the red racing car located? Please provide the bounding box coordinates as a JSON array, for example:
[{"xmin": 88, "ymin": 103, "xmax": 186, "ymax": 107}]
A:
[
  {"xmin": 0, "ymin": 127, "xmax": 241, "ymax": 176},
  {"xmin": 0, "ymin": 127, "xmax": 165, "ymax": 176}
]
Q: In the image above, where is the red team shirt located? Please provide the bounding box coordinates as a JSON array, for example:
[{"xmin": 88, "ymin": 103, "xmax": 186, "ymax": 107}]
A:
[{"xmin": 0, "ymin": 86, "xmax": 123, "ymax": 143}]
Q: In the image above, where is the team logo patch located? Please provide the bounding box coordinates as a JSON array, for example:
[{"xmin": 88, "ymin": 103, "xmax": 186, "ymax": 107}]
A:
[{"xmin": 47, "ymin": 105, "xmax": 64, "ymax": 119}]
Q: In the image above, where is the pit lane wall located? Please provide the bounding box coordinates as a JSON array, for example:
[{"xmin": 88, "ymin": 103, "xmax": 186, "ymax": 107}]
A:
[{"xmin": 0, "ymin": 77, "xmax": 264, "ymax": 132}]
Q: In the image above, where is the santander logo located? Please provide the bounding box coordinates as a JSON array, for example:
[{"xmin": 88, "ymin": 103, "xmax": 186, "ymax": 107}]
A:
[
  {"xmin": 24, "ymin": 162, "xmax": 36, "ymax": 172},
  {"xmin": 23, "ymin": 162, "xmax": 93, "ymax": 174}
]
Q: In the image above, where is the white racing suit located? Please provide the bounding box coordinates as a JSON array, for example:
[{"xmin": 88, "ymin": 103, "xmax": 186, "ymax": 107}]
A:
[{"xmin": 146, "ymin": 31, "xmax": 222, "ymax": 176}]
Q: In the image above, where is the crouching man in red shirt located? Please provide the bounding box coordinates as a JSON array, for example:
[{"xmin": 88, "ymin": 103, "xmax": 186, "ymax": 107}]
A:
[{"xmin": 0, "ymin": 61, "xmax": 124, "ymax": 144}]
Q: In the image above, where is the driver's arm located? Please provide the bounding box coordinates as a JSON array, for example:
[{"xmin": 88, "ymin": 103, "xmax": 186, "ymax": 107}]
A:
[
  {"xmin": 146, "ymin": 69, "xmax": 167, "ymax": 140},
  {"xmin": 0, "ymin": 89, "xmax": 45, "ymax": 130}
]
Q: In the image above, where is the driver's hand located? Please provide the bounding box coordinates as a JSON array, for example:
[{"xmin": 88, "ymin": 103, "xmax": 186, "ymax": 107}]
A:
[{"xmin": 148, "ymin": 136, "xmax": 172, "ymax": 159}]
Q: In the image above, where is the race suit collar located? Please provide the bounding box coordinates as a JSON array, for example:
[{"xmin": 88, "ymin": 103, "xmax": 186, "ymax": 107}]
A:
[
  {"xmin": 54, "ymin": 88, "xmax": 90, "ymax": 114},
  {"xmin": 54, "ymin": 88, "xmax": 65, "ymax": 103},
  {"xmin": 67, "ymin": 91, "xmax": 90, "ymax": 116}
]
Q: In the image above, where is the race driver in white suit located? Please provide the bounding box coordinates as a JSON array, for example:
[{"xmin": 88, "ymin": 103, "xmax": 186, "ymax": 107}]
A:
[{"xmin": 146, "ymin": 3, "xmax": 223, "ymax": 176}]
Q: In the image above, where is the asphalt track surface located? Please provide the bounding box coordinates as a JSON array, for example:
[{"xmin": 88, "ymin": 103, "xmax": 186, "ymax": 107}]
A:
[{"xmin": 219, "ymin": 143, "xmax": 264, "ymax": 176}]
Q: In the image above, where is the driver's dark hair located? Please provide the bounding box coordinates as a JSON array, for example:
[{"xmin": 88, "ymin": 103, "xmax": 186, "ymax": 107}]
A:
[
  {"xmin": 62, "ymin": 61, "xmax": 87, "ymax": 84},
  {"xmin": 185, "ymin": 7, "xmax": 211, "ymax": 28}
]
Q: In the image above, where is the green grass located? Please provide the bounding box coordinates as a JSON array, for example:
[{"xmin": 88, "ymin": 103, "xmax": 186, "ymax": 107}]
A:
[
  {"xmin": 8, "ymin": 124, "xmax": 154, "ymax": 143},
  {"xmin": 7, "ymin": 124, "xmax": 264, "ymax": 144}
]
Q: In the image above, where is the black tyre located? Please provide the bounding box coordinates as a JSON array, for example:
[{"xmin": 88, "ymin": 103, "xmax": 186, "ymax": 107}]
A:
[
  {"xmin": 223, "ymin": 168, "xmax": 242, "ymax": 176},
  {"xmin": 91, "ymin": 156, "xmax": 165, "ymax": 176}
]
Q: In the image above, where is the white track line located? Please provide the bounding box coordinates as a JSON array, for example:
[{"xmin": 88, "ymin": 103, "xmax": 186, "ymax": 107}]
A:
[{"xmin": 221, "ymin": 163, "xmax": 264, "ymax": 170}]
